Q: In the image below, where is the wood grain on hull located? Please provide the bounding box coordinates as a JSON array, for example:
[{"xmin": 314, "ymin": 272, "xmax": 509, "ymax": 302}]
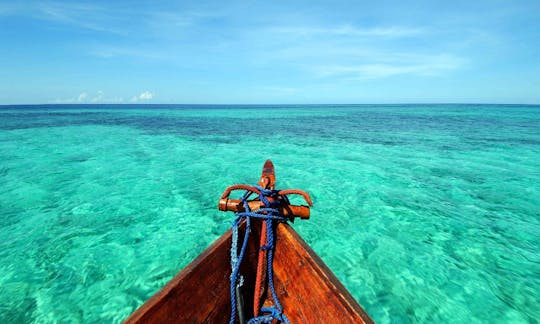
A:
[
  {"xmin": 125, "ymin": 221, "xmax": 372, "ymax": 323},
  {"xmin": 272, "ymin": 223, "xmax": 373, "ymax": 323},
  {"xmin": 125, "ymin": 159, "xmax": 372, "ymax": 323},
  {"xmin": 124, "ymin": 222, "xmax": 258, "ymax": 323}
]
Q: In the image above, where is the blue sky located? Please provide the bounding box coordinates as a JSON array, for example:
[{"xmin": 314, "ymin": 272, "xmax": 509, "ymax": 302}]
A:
[{"xmin": 1, "ymin": 0, "xmax": 539, "ymax": 104}]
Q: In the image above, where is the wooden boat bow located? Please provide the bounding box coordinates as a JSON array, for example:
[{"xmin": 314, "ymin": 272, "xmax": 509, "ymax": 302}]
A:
[{"xmin": 125, "ymin": 160, "xmax": 373, "ymax": 323}]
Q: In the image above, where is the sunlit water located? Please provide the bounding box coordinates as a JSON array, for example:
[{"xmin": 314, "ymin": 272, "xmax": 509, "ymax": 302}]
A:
[{"xmin": 0, "ymin": 104, "xmax": 539, "ymax": 323}]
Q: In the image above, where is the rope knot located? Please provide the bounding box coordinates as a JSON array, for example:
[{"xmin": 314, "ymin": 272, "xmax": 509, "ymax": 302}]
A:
[{"xmin": 247, "ymin": 307, "xmax": 289, "ymax": 324}]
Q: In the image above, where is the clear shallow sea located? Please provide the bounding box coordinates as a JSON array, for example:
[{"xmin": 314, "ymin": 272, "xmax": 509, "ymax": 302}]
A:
[{"xmin": 0, "ymin": 104, "xmax": 539, "ymax": 323}]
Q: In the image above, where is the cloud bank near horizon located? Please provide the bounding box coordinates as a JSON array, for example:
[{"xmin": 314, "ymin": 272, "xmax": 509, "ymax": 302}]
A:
[{"xmin": 53, "ymin": 90, "xmax": 153, "ymax": 104}]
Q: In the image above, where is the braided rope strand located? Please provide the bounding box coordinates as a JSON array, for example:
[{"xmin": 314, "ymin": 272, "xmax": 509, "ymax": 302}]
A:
[{"xmin": 229, "ymin": 186, "xmax": 291, "ymax": 324}]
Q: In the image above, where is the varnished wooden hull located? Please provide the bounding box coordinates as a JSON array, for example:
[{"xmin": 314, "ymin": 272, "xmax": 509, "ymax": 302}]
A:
[
  {"xmin": 126, "ymin": 160, "xmax": 372, "ymax": 323},
  {"xmin": 125, "ymin": 220, "xmax": 373, "ymax": 323}
]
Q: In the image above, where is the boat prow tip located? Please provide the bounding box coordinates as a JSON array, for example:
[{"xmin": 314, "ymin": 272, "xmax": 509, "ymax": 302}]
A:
[
  {"xmin": 263, "ymin": 159, "xmax": 274, "ymax": 170},
  {"xmin": 261, "ymin": 160, "xmax": 275, "ymax": 188}
]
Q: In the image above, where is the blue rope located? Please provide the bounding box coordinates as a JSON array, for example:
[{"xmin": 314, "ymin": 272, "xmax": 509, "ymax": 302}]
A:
[
  {"xmin": 230, "ymin": 191, "xmax": 252, "ymax": 324},
  {"xmin": 229, "ymin": 186, "xmax": 291, "ymax": 324}
]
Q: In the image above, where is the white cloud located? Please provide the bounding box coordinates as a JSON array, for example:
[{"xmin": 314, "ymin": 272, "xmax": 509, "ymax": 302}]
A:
[
  {"xmin": 33, "ymin": 2, "xmax": 126, "ymax": 35},
  {"xmin": 90, "ymin": 90, "xmax": 103, "ymax": 102},
  {"xmin": 139, "ymin": 91, "xmax": 153, "ymax": 100},
  {"xmin": 130, "ymin": 91, "xmax": 154, "ymax": 102},
  {"xmin": 53, "ymin": 91, "xmax": 123, "ymax": 103},
  {"xmin": 77, "ymin": 92, "xmax": 88, "ymax": 102}
]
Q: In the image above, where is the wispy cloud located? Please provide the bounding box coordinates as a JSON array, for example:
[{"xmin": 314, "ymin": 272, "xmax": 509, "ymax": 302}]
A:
[
  {"xmin": 88, "ymin": 45, "xmax": 173, "ymax": 60},
  {"xmin": 5, "ymin": 1, "xmax": 532, "ymax": 104},
  {"xmin": 248, "ymin": 24, "xmax": 467, "ymax": 81},
  {"xmin": 145, "ymin": 10, "xmax": 225, "ymax": 30},
  {"xmin": 313, "ymin": 54, "xmax": 465, "ymax": 79},
  {"xmin": 1, "ymin": 1, "xmax": 128, "ymax": 35},
  {"xmin": 269, "ymin": 25, "xmax": 424, "ymax": 38}
]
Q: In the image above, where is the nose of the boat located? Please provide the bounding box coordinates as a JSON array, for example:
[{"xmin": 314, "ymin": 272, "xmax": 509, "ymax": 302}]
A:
[{"xmin": 262, "ymin": 159, "xmax": 274, "ymax": 175}]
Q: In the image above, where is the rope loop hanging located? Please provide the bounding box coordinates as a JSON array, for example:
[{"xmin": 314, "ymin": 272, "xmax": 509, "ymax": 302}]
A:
[{"xmin": 229, "ymin": 186, "xmax": 291, "ymax": 324}]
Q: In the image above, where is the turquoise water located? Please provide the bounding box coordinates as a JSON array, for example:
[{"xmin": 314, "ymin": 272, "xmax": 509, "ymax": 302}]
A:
[{"xmin": 0, "ymin": 104, "xmax": 539, "ymax": 323}]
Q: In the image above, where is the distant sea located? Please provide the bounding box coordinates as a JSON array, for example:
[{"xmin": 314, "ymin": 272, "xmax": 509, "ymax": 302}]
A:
[{"xmin": 0, "ymin": 104, "xmax": 538, "ymax": 323}]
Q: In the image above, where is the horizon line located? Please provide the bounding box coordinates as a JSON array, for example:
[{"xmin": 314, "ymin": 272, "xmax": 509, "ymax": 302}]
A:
[{"xmin": 1, "ymin": 102, "xmax": 540, "ymax": 107}]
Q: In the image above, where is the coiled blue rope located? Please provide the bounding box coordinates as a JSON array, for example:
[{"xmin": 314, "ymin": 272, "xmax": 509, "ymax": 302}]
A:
[{"xmin": 229, "ymin": 186, "xmax": 291, "ymax": 324}]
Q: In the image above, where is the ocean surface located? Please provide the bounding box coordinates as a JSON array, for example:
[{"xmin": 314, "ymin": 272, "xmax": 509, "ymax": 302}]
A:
[{"xmin": 0, "ymin": 104, "xmax": 538, "ymax": 323}]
